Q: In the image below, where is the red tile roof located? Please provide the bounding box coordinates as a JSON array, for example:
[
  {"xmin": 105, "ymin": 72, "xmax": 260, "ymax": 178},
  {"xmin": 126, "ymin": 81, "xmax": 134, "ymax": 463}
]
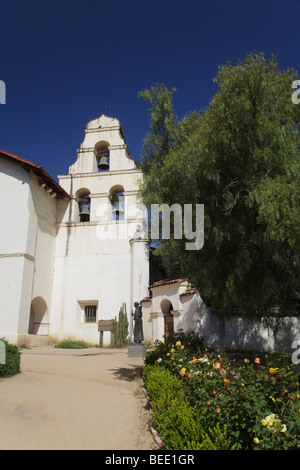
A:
[
  {"xmin": 179, "ymin": 287, "xmax": 198, "ymax": 297},
  {"xmin": 0, "ymin": 149, "xmax": 69, "ymax": 199},
  {"xmin": 140, "ymin": 296, "xmax": 152, "ymax": 302},
  {"xmin": 150, "ymin": 278, "xmax": 187, "ymax": 288}
]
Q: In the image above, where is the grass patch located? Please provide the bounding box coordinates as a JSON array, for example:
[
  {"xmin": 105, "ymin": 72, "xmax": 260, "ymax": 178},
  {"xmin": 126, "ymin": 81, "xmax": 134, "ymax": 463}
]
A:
[{"xmin": 54, "ymin": 339, "xmax": 97, "ymax": 349}]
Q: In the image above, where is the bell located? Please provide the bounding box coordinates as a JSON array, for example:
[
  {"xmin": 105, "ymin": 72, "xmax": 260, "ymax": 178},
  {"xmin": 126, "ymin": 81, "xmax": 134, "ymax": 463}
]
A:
[
  {"xmin": 98, "ymin": 156, "xmax": 109, "ymax": 170},
  {"xmin": 79, "ymin": 202, "xmax": 90, "ymax": 221},
  {"xmin": 112, "ymin": 201, "xmax": 124, "ymax": 216}
]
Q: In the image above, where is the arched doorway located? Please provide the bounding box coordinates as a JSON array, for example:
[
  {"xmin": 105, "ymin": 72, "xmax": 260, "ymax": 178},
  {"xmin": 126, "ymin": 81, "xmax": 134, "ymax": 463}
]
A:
[
  {"xmin": 28, "ymin": 297, "xmax": 49, "ymax": 335},
  {"xmin": 161, "ymin": 299, "xmax": 174, "ymax": 339}
]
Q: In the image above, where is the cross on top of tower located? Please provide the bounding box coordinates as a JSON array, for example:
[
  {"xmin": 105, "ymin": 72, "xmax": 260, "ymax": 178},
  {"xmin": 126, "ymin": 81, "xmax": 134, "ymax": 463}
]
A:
[{"xmin": 101, "ymin": 103, "xmax": 113, "ymax": 115}]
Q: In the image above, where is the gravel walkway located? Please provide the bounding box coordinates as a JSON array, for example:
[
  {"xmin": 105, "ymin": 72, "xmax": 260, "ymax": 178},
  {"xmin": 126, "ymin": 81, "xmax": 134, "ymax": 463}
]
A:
[{"xmin": 0, "ymin": 346, "xmax": 158, "ymax": 450}]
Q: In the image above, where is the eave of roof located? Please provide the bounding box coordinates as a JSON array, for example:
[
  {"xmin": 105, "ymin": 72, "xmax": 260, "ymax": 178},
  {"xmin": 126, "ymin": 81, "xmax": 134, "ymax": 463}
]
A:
[
  {"xmin": 179, "ymin": 287, "xmax": 198, "ymax": 297},
  {"xmin": 0, "ymin": 149, "xmax": 70, "ymax": 199},
  {"xmin": 149, "ymin": 278, "xmax": 188, "ymax": 289},
  {"xmin": 140, "ymin": 296, "xmax": 152, "ymax": 302}
]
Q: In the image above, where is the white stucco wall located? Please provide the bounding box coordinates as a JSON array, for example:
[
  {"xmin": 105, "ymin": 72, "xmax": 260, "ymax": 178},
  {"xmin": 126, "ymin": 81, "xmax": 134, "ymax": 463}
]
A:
[
  {"xmin": 0, "ymin": 159, "xmax": 58, "ymax": 344},
  {"xmin": 27, "ymin": 174, "xmax": 58, "ymax": 336},
  {"xmin": 146, "ymin": 281, "xmax": 300, "ymax": 353},
  {"xmin": 0, "ymin": 159, "xmax": 32, "ymax": 342}
]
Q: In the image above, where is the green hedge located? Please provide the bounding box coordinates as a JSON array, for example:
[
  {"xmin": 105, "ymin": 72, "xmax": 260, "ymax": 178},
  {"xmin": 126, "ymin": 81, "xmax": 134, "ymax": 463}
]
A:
[
  {"xmin": 143, "ymin": 365, "xmax": 238, "ymax": 450},
  {"xmin": 0, "ymin": 340, "xmax": 21, "ymax": 378}
]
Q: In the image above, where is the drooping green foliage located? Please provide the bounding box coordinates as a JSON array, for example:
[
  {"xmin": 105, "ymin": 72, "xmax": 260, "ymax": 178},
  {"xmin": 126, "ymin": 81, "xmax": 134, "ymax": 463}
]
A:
[
  {"xmin": 139, "ymin": 52, "xmax": 300, "ymax": 317},
  {"xmin": 138, "ymin": 83, "xmax": 177, "ymax": 171}
]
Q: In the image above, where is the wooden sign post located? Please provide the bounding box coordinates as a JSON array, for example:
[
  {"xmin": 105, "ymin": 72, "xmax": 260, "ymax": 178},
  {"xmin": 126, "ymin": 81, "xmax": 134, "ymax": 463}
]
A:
[{"xmin": 98, "ymin": 319, "xmax": 115, "ymax": 348}]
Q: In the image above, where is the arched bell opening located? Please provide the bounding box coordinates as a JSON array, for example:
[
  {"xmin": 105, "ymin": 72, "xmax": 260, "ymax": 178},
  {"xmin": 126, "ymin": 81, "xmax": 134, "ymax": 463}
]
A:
[
  {"xmin": 109, "ymin": 185, "xmax": 125, "ymax": 221},
  {"xmin": 94, "ymin": 140, "xmax": 110, "ymax": 172},
  {"xmin": 76, "ymin": 188, "xmax": 91, "ymax": 222}
]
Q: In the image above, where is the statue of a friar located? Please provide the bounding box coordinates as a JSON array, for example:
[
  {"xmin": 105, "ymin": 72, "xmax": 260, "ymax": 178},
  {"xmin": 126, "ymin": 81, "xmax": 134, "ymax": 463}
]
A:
[{"xmin": 132, "ymin": 302, "xmax": 144, "ymax": 343}]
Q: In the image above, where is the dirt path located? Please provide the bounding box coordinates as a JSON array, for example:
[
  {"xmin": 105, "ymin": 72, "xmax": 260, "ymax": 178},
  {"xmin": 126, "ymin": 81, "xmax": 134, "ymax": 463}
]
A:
[{"xmin": 0, "ymin": 346, "xmax": 158, "ymax": 450}]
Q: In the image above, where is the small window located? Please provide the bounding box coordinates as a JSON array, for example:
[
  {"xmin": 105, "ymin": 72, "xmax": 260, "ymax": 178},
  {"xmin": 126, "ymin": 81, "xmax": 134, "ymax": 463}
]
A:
[{"xmin": 85, "ymin": 305, "xmax": 97, "ymax": 323}]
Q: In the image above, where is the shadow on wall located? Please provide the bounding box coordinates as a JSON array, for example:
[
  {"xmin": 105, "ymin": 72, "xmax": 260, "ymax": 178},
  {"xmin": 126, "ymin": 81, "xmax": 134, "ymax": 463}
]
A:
[{"xmin": 180, "ymin": 294, "xmax": 300, "ymax": 353}]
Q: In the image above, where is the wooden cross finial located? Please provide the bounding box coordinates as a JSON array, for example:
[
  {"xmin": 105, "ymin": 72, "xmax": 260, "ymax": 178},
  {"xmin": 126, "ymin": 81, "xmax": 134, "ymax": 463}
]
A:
[{"xmin": 101, "ymin": 103, "xmax": 112, "ymax": 114}]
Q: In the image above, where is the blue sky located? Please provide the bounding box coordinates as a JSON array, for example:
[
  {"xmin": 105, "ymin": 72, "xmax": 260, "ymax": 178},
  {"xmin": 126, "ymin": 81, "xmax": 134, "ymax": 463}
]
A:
[{"xmin": 0, "ymin": 0, "xmax": 300, "ymax": 180}]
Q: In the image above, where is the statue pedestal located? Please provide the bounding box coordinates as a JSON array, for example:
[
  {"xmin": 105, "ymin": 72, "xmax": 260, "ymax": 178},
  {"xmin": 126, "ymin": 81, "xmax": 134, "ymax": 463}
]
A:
[{"xmin": 128, "ymin": 342, "xmax": 147, "ymax": 358}]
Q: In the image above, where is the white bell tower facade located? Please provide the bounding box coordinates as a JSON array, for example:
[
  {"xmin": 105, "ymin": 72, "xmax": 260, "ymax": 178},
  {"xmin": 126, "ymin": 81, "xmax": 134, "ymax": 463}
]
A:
[{"xmin": 50, "ymin": 115, "xmax": 149, "ymax": 344}]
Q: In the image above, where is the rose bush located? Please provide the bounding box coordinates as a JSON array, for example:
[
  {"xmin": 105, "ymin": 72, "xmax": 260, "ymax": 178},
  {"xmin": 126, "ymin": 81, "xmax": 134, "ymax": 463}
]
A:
[{"xmin": 144, "ymin": 330, "xmax": 300, "ymax": 450}]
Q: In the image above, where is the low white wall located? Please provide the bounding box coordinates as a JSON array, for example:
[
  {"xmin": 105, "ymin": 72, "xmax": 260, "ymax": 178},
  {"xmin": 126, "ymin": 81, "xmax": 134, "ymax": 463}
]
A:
[{"xmin": 180, "ymin": 294, "xmax": 300, "ymax": 353}]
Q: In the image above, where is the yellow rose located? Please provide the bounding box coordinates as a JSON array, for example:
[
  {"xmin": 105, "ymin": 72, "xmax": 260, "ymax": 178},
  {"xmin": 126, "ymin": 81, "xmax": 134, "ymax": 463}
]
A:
[
  {"xmin": 274, "ymin": 419, "xmax": 282, "ymax": 431},
  {"xmin": 253, "ymin": 438, "xmax": 260, "ymax": 444},
  {"xmin": 261, "ymin": 419, "xmax": 268, "ymax": 426},
  {"xmin": 269, "ymin": 367, "xmax": 280, "ymax": 376},
  {"xmin": 266, "ymin": 414, "xmax": 276, "ymax": 424}
]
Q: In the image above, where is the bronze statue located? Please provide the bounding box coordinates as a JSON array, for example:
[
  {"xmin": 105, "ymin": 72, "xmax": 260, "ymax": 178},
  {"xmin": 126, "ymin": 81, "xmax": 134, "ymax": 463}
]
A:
[{"xmin": 132, "ymin": 302, "xmax": 144, "ymax": 343}]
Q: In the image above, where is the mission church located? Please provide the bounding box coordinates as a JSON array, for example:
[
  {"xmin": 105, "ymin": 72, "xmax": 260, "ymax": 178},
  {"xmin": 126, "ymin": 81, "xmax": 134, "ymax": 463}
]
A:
[
  {"xmin": 1, "ymin": 114, "xmax": 298, "ymax": 352},
  {"xmin": 0, "ymin": 114, "xmax": 199, "ymax": 347}
]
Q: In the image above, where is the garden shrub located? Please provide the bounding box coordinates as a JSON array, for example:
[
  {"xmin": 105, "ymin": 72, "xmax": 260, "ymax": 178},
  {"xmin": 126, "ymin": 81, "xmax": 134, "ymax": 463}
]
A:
[
  {"xmin": 0, "ymin": 340, "xmax": 21, "ymax": 378},
  {"xmin": 143, "ymin": 331, "xmax": 300, "ymax": 450},
  {"xmin": 143, "ymin": 365, "xmax": 185, "ymax": 408},
  {"xmin": 143, "ymin": 364, "xmax": 238, "ymax": 450}
]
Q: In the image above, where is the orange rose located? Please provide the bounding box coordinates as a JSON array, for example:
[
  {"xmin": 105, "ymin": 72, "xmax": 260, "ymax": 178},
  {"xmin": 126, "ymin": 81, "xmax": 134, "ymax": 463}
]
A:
[
  {"xmin": 269, "ymin": 368, "xmax": 280, "ymax": 376},
  {"xmin": 224, "ymin": 378, "xmax": 231, "ymax": 387}
]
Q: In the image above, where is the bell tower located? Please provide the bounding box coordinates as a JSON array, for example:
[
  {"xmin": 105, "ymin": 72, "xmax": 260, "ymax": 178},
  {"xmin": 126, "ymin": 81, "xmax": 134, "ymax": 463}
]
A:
[{"xmin": 50, "ymin": 115, "xmax": 149, "ymax": 345}]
